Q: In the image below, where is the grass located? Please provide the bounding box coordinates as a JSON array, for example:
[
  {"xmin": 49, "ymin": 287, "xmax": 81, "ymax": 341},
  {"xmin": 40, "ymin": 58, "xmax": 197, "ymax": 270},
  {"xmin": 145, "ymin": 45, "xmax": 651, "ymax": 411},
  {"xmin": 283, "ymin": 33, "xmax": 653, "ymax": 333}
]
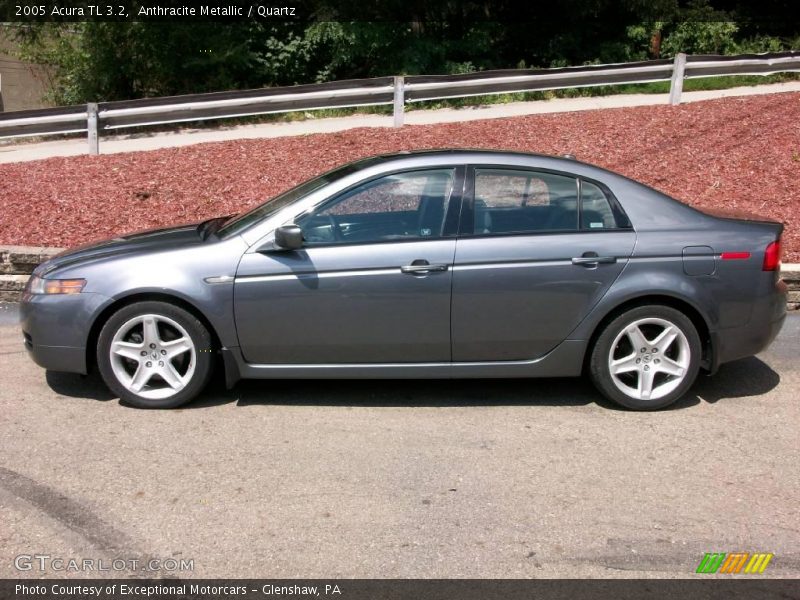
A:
[
  {"xmin": 2, "ymin": 72, "xmax": 797, "ymax": 146},
  {"xmin": 408, "ymin": 72, "xmax": 799, "ymax": 111},
  {"xmin": 113, "ymin": 71, "xmax": 800, "ymax": 135}
]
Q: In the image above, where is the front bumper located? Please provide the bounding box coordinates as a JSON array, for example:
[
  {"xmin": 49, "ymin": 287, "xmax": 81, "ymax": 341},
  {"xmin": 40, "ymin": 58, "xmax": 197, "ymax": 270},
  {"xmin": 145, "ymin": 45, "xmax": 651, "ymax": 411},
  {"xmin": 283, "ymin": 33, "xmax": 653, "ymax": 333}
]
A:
[{"xmin": 20, "ymin": 291, "xmax": 110, "ymax": 374}]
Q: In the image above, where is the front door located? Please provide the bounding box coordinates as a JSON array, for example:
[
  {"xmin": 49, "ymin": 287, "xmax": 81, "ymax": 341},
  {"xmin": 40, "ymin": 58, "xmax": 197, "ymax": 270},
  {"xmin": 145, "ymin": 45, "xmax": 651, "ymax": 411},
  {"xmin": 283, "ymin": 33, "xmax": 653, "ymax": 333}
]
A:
[{"xmin": 234, "ymin": 167, "xmax": 463, "ymax": 364}]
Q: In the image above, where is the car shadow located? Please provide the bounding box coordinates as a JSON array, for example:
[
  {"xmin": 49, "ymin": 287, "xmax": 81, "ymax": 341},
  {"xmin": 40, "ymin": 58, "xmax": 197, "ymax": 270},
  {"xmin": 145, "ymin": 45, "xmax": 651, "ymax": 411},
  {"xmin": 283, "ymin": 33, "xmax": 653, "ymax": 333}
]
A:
[
  {"xmin": 686, "ymin": 356, "xmax": 781, "ymax": 404},
  {"xmin": 192, "ymin": 375, "xmax": 601, "ymax": 409},
  {"xmin": 45, "ymin": 370, "xmax": 116, "ymax": 401},
  {"xmin": 45, "ymin": 356, "xmax": 780, "ymax": 411}
]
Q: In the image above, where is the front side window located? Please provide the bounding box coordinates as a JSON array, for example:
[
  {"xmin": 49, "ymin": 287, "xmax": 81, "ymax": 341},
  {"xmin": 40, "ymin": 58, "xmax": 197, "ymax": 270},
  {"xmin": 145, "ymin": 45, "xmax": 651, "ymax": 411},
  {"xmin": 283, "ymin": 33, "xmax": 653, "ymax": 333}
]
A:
[
  {"xmin": 218, "ymin": 161, "xmax": 367, "ymax": 238},
  {"xmin": 296, "ymin": 169, "xmax": 456, "ymax": 245},
  {"xmin": 472, "ymin": 169, "xmax": 579, "ymax": 235}
]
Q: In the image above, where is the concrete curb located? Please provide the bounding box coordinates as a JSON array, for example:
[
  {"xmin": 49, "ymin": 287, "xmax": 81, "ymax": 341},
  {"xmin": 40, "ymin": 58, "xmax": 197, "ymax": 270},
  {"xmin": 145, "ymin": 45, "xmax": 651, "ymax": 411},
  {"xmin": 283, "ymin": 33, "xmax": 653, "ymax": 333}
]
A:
[{"xmin": 1, "ymin": 245, "xmax": 798, "ymax": 308}]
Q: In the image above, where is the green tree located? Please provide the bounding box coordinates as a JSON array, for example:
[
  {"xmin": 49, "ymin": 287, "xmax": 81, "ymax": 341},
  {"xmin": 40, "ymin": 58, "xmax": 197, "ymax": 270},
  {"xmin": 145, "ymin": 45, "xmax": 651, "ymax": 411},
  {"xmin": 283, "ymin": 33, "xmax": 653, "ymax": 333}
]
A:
[{"xmin": 10, "ymin": 0, "xmax": 799, "ymax": 107}]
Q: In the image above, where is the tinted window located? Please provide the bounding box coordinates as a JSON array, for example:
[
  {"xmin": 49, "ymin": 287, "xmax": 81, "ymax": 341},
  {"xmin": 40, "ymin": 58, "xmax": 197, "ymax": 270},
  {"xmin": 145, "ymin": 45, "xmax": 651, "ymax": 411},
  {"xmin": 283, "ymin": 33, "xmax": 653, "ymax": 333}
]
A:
[
  {"xmin": 472, "ymin": 169, "xmax": 579, "ymax": 235},
  {"xmin": 580, "ymin": 180, "xmax": 618, "ymax": 230},
  {"xmin": 296, "ymin": 169, "xmax": 456, "ymax": 245},
  {"xmin": 218, "ymin": 161, "xmax": 365, "ymax": 238}
]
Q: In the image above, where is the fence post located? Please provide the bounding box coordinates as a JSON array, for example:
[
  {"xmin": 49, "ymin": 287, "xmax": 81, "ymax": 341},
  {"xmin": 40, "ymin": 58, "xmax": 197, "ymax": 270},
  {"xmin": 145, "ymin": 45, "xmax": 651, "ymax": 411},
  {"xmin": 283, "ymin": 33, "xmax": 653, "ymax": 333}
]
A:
[
  {"xmin": 393, "ymin": 76, "xmax": 404, "ymax": 127},
  {"xmin": 87, "ymin": 102, "xmax": 99, "ymax": 155},
  {"xmin": 669, "ymin": 53, "xmax": 687, "ymax": 105}
]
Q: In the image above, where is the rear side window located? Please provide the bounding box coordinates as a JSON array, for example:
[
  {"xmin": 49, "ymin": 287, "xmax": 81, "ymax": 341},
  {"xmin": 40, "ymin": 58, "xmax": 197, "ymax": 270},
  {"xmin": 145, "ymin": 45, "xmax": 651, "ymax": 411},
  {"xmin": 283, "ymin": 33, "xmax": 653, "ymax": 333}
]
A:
[
  {"xmin": 473, "ymin": 169, "xmax": 579, "ymax": 234},
  {"xmin": 580, "ymin": 180, "xmax": 618, "ymax": 230}
]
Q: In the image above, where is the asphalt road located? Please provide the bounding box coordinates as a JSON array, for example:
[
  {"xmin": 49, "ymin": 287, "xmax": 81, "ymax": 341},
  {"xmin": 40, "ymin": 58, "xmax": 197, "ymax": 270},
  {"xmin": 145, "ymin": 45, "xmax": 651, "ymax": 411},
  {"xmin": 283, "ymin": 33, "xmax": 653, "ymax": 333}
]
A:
[{"xmin": 1, "ymin": 302, "xmax": 798, "ymax": 579}]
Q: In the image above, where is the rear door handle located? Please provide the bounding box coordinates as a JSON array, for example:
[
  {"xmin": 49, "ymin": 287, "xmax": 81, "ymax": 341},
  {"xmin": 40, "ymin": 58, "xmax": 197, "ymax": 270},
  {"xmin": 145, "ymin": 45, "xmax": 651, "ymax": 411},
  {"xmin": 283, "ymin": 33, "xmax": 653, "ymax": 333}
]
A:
[
  {"xmin": 572, "ymin": 254, "xmax": 617, "ymax": 266},
  {"xmin": 401, "ymin": 260, "xmax": 449, "ymax": 274}
]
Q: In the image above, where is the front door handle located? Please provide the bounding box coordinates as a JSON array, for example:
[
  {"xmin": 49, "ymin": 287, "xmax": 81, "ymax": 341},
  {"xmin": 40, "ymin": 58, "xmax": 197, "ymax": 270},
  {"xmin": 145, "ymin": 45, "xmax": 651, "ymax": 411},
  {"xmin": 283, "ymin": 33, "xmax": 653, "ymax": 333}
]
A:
[
  {"xmin": 572, "ymin": 253, "xmax": 617, "ymax": 266},
  {"xmin": 401, "ymin": 259, "xmax": 449, "ymax": 275}
]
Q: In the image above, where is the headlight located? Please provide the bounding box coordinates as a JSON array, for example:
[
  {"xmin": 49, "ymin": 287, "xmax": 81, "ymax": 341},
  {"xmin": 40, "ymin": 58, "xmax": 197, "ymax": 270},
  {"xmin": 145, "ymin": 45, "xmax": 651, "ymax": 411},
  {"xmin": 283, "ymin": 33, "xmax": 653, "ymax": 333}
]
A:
[{"xmin": 26, "ymin": 275, "xmax": 87, "ymax": 295}]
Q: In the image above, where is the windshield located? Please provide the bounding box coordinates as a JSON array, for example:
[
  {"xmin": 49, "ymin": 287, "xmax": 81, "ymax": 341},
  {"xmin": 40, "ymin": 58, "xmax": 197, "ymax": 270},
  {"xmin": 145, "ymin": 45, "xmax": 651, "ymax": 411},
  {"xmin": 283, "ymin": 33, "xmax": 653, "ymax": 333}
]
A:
[{"xmin": 217, "ymin": 161, "xmax": 368, "ymax": 238}]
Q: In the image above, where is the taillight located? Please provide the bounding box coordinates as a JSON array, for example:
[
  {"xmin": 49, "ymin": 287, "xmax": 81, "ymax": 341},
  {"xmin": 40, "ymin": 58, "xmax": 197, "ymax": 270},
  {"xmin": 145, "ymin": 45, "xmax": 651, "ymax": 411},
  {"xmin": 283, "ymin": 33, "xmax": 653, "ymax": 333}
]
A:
[{"xmin": 762, "ymin": 240, "xmax": 781, "ymax": 271}]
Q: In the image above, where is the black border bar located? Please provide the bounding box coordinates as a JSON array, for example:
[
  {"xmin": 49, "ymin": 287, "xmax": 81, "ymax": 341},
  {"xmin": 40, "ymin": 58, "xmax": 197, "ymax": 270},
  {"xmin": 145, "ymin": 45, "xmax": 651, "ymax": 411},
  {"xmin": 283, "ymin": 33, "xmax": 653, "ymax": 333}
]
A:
[{"xmin": 3, "ymin": 579, "xmax": 800, "ymax": 600}]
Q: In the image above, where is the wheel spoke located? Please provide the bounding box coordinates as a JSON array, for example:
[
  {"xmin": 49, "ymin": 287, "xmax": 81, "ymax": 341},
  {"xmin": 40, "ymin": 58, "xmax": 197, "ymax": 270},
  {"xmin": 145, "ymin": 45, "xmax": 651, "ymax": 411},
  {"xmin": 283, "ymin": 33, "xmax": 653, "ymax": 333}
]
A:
[
  {"xmin": 638, "ymin": 368, "xmax": 656, "ymax": 400},
  {"xmin": 652, "ymin": 325, "xmax": 678, "ymax": 352},
  {"xmin": 162, "ymin": 337, "xmax": 192, "ymax": 359},
  {"xmin": 608, "ymin": 315, "xmax": 693, "ymax": 403},
  {"xmin": 129, "ymin": 364, "xmax": 153, "ymax": 393},
  {"xmin": 625, "ymin": 325, "xmax": 649, "ymax": 351},
  {"xmin": 610, "ymin": 353, "xmax": 639, "ymax": 375},
  {"xmin": 110, "ymin": 312, "xmax": 198, "ymax": 400},
  {"xmin": 656, "ymin": 356, "xmax": 685, "ymax": 377},
  {"xmin": 112, "ymin": 340, "xmax": 143, "ymax": 361},
  {"xmin": 142, "ymin": 317, "xmax": 162, "ymax": 346},
  {"xmin": 159, "ymin": 363, "xmax": 185, "ymax": 390}
]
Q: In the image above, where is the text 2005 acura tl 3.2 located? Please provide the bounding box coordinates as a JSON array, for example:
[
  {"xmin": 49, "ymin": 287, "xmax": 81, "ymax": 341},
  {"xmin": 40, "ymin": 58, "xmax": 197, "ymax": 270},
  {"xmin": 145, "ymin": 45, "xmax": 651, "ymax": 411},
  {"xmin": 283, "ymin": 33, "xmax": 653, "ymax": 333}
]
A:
[{"xmin": 21, "ymin": 150, "xmax": 787, "ymax": 410}]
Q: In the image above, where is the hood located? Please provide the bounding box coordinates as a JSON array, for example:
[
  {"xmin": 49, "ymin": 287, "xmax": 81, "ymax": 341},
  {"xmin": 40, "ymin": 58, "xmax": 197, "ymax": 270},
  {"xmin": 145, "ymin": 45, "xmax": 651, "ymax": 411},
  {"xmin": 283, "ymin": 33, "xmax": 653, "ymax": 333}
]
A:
[{"xmin": 39, "ymin": 221, "xmax": 207, "ymax": 276}]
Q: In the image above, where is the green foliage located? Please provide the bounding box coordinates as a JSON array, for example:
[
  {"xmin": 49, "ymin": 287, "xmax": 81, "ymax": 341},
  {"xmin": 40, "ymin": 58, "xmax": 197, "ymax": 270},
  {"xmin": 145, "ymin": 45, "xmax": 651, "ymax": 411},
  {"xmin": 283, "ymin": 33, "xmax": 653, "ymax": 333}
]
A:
[
  {"xmin": 661, "ymin": 21, "xmax": 740, "ymax": 55},
  {"xmin": 733, "ymin": 36, "xmax": 786, "ymax": 54},
  {"xmin": 9, "ymin": 0, "xmax": 799, "ymax": 107},
  {"xmin": 14, "ymin": 22, "xmax": 318, "ymax": 104}
]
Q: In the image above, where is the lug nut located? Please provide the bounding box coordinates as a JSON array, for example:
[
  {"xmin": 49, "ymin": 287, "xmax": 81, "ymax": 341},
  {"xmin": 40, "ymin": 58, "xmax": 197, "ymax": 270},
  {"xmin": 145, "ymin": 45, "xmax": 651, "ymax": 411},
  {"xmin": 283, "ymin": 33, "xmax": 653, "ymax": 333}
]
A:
[
  {"xmin": 655, "ymin": 359, "xmax": 660, "ymax": 364},
  {"xmin": 636, "ymin": 358, "xmax": 641, "ymax": 364},
  {"xmin": 158, "ymin": 361, "xmax": 164, "ymax": 367},
  {"xmin": 644, "ymin": 365, "xmax": 650, "ymax": 371},
  {"xmin": 145, "ymin": 361, "xmax": 152, "ymax": 367},
  {"xmin": 140, "ymin": 351, "xmax": 147, "ymax": 356},
  {"xmin": 653, "ymin": 347, "xmax": 658, "ymax": 353},
  {"xmin": 149, "ymin": 343, "xmax": 156, "ymax": 349},
  {"xmin": 641, "ymin": 348, "xmax": 646, "ymax": 353},
  {"xmin": 160, "ymin": 349, "xmax": 167, "ymax": 355}
]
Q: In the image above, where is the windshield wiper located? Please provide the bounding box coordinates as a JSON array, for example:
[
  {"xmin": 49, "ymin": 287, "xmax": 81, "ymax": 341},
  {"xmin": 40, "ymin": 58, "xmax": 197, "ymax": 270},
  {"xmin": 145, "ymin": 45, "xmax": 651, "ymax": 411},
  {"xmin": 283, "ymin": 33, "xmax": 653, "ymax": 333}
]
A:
[{"xmin": 198, "ymin": 215, "xmax": 235, "ymax": 240}]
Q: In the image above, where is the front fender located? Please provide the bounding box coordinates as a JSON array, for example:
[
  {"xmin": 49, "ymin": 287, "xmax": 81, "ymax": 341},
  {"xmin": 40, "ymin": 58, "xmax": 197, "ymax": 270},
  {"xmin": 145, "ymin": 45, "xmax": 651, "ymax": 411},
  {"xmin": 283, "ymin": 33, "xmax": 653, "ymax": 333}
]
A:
[{"xmin": 50, "ymin": 236, "xmax": 247, "ymax": 349}]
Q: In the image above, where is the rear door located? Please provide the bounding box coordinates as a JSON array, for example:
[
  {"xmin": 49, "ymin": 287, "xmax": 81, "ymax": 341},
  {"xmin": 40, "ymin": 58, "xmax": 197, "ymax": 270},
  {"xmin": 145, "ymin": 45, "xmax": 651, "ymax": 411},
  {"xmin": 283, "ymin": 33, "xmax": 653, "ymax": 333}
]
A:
[
  {"xmin": 451, "ymin": 167, "xmax": 636, "ymax": 361},
  {"xmin": 234, "ymin": 167, "xmax": 464, "ymax": 364}
]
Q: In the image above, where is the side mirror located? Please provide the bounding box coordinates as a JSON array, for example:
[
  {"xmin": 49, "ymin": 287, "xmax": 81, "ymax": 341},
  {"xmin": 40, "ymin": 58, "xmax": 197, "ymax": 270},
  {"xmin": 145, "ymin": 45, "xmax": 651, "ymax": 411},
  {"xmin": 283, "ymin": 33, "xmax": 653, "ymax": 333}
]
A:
[{"xmin": 273, "ymin": 224, "xmax": 304, "ymax": 250}]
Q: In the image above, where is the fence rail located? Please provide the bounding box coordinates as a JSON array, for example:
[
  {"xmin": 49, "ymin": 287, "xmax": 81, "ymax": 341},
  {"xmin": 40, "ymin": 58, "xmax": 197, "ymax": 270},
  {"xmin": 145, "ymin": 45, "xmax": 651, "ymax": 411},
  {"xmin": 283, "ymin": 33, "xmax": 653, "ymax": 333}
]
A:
[{"xmin": 1, "ymin": 50, "xmax": 798, "ymax": 155}]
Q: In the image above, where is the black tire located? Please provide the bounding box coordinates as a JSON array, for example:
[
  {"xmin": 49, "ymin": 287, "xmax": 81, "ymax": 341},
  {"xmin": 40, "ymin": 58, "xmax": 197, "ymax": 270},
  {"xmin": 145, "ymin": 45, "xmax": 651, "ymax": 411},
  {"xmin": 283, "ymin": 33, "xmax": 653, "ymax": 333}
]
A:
[
  {"xmin": 589, "ymin": 305, "xmax": 702, "ymax": 411},
  {"xmin": 97, "ymin": 301, "xmax": 214, "ymax": 408}
]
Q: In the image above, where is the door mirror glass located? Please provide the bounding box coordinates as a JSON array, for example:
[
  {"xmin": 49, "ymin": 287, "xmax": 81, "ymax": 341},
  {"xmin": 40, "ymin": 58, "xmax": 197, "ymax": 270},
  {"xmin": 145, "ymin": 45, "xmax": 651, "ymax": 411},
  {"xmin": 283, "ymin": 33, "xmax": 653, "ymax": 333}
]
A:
[{"xmin": 274, "ymin": 224, "xmax": 304, "ymax": 250}]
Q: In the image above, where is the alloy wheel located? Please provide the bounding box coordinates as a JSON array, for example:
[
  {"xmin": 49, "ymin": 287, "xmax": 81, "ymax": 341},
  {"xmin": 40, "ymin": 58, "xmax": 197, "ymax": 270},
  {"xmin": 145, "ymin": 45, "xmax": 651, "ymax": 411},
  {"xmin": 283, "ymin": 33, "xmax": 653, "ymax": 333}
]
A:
[
  {"xmin": 607, "ymin": 317, "xmax": 691, "ymax": 402},
  {"xmin": 109, "ymin": 313, "xmax": 196, "ymax": 400}
]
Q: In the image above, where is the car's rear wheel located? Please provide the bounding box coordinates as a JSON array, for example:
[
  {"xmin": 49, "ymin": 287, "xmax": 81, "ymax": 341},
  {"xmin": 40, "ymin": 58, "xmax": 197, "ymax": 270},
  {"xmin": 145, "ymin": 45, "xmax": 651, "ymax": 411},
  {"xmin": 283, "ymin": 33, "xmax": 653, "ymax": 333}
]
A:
[
  {"xmin": 97, "ymin": 301, "xmax": 214, "ymax": 408},
  {"xmin": 589, "ymin": 305, "xmax": 701, "ymax": 410}
]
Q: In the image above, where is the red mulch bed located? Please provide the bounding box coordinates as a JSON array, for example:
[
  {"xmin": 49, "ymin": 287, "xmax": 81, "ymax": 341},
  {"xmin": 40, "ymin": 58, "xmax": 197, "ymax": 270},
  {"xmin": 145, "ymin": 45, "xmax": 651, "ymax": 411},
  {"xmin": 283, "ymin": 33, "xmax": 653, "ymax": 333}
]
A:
[{"xmin": 1, "ymin": 92, "xmax": 798, "ymax": 261}]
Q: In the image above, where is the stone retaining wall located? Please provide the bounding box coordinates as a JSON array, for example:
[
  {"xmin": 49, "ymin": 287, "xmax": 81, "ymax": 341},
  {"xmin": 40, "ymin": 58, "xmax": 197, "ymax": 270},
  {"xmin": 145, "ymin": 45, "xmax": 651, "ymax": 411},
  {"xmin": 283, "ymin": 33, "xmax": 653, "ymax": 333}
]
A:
[
  {"xmin": 1, "ymin": 245, "xmax": 799, "ymax": 309},
  {"xmin": 0, "ymin": 246, "xmax": 63, "ymax": 302}
]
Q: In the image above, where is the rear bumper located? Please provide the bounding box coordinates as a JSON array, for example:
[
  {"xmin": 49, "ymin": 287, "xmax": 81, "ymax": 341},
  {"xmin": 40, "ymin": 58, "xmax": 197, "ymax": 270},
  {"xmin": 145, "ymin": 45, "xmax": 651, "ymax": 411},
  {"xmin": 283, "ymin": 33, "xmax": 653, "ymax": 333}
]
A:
[{"xmin": 711, "ymin": 278, "xmax": 787, "ymax": 370}]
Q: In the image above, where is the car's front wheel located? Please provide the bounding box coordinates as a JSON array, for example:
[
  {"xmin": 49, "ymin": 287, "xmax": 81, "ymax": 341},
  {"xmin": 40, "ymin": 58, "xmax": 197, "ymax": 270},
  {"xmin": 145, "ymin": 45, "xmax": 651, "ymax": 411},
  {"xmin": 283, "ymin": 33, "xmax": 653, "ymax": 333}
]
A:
[
  {"xmin": 589, "ymin": 305, "xmax": 702, "ymax": 410},
  {"xmin": 97, "ymin": 301, "xmax": 214, "ymax": 408}
]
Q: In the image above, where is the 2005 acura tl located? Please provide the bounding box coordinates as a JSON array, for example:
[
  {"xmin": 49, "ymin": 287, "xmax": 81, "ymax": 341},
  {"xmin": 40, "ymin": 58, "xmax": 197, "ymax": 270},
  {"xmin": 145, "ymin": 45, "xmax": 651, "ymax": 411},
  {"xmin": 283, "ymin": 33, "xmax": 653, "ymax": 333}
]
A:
[{"xmin": 21, "ymin": 150, "xmax": 787, "ymax": 410}]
